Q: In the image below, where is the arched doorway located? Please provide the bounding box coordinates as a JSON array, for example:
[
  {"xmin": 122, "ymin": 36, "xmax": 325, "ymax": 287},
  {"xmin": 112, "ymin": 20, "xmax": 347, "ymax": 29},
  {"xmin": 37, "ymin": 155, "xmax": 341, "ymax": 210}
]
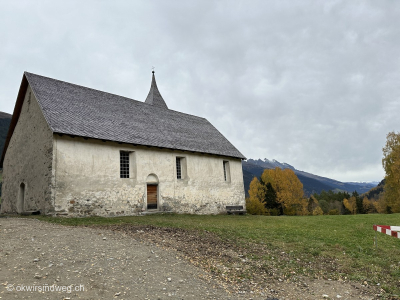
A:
[
  {"xmin": 146, "ymin": 174, "xmax": 159, "ymax": 210},
  {"xmin": 18, "ymin": 182, "xmax": 25, "ymax": 213}
]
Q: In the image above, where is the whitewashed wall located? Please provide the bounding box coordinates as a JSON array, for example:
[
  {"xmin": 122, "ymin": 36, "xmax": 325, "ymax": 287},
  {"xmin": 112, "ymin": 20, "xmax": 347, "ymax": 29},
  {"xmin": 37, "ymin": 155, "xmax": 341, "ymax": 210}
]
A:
[
  {"xmin": 53, "ymin": 135, "xmax": 245, "ymax": 216},
  {"xmin": 1, "ymin": 86, "xmax": 54, "ymax": 214}
]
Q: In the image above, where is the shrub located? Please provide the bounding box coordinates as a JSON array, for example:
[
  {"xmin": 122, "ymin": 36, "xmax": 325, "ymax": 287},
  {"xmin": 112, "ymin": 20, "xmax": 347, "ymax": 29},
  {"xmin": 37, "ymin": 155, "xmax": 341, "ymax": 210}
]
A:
[
  {"xmin": 246, "ymin": 197, "xmax": 267, "ymax": 215},
  {"xmin": 328, "ymin": 209, "xmax": 340, "ymax": 215},
  {"xmin": 268, "ymin": 208, "xmax": 280, "ymax": 216},
  {"xmin": 312, "ymin": 206, "xmax": 324, "ymax": 215}
]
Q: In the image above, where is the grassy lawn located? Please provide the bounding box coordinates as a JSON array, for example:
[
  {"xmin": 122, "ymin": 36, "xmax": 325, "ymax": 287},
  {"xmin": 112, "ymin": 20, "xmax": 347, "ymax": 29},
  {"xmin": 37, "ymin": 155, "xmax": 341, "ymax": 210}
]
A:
[{"xmin": 30, "ymin": 213, "xmax": 400, "ymax": 294}]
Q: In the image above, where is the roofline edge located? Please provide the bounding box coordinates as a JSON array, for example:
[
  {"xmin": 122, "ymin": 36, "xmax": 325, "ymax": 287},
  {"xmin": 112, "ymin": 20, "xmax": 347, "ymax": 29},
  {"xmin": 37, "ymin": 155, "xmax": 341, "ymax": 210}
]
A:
[{"xmin": 0, "ymin": 73, "xmax": 29, "ymax": 168}]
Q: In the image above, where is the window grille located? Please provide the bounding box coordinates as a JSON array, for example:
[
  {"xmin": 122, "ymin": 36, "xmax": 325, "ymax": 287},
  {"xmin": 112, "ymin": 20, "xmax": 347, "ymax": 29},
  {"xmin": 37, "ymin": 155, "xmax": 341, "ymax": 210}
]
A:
[
  {"xmin": 176, "ymin": 157, "xmax": 182, "ymax": 179},
  {"xmin": 120, "ymin": 151, "xmax": 130, "ymax": 178}
]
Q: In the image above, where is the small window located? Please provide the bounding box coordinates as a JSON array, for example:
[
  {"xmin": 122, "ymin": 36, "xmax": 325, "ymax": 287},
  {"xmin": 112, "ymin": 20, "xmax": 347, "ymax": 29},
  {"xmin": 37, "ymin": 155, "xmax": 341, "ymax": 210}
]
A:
[
  {"xmin": 120, "ymin": 151, "xmax": 130, "ymax": 178},
  {"xmin": 223, "ymin": 161, "xmax": 231, "ymax": 182},
  {"xmin": 176, "ymin": 156, "xmax": 187, "ymax": 180},
  {"xmin": 176, "ymin": 157, "xmax": 182, "ymax": 179},
  {"xmin": 223, "ymin": 162, "xmax": 227, "ymax": 181}
]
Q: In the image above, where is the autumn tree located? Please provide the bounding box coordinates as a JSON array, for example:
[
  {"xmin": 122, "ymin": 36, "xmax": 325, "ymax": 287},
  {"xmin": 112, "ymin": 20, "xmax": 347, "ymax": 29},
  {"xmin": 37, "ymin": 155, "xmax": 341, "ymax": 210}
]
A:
[
  {"xmin": 362, "ymin": 197, "xmax": 375, "ymax": 214},
  {"xmin": 382, "ymin": 132, "xmax": 400, "ymax": 213},
  {"xmin": 260, "ymin": 167, "xmax": 306, "ymax": 215},
  {"xmin": 313, "ymin": 206, "xmax": 324, "ymax": 215},
  {"xmin": 246, "ymin": 177, "xmax": 267, "ymax": 215},
  {"xmin": 373, "ymin": 192, "xmax": 387, "ymax": 214},
  {"xmin": 308, "ymin": 195, "xmax": 319, "ymax": 214},
  {"xmin": 343, "ymin": 196, "xmax": 357, "ymax": 215},
  {"xmin": 307, "ymin": 195, "xmax": 325, "ymax": 215}
]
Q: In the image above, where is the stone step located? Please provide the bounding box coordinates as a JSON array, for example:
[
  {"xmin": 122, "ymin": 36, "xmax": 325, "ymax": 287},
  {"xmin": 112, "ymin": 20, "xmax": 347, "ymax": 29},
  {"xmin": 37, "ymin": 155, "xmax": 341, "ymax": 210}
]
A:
[{"xmin": 140, "ymin": 210, "xmax": 173, "ymax": 215}]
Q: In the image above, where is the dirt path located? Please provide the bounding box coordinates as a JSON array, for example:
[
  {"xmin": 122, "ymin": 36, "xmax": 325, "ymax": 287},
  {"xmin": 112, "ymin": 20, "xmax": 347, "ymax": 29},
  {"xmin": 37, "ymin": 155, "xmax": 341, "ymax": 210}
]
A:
[{"xmin": 0, "ymin": 218, "xmax": 382, "ymax": 300}]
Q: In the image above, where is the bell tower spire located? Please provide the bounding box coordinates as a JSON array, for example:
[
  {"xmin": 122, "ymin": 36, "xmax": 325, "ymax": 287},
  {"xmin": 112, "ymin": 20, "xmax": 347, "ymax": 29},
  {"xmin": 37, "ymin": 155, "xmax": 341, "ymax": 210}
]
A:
[{"xmin": 145, "ymin": 70, "xmax": 168, "ymax": 109}]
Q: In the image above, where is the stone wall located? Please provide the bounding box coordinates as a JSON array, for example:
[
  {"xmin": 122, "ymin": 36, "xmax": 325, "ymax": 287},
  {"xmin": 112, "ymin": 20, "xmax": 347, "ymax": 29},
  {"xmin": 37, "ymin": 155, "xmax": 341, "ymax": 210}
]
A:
[
  {"xmin": 53, "ymin": 136, "xmax": 245, "ymax": 216},
  {"xmin": 1, "ymin": 86, "xmax": 54, "ymax": 214}
]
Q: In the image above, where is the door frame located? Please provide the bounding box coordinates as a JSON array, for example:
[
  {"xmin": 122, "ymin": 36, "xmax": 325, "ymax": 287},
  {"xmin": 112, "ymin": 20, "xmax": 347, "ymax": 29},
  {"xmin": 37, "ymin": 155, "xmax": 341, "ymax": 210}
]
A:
[{"xmin": 146, "ymin": 183, "xmax": 158, "ymax": 210}]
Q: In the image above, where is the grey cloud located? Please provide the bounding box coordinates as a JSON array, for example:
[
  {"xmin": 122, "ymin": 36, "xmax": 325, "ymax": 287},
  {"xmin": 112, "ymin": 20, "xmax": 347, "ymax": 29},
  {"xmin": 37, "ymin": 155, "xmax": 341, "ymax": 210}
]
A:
[{"xmin": 1, "ymin": 0, "xmax": 399, "ymax": 182}]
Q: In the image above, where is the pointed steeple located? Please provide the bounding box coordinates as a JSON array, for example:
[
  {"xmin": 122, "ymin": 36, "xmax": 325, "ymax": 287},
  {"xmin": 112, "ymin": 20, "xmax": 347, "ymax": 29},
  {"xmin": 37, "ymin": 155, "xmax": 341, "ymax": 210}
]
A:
[{"xmin": 145, "ymin": 71, "xmax": 168, "ymax": 109}]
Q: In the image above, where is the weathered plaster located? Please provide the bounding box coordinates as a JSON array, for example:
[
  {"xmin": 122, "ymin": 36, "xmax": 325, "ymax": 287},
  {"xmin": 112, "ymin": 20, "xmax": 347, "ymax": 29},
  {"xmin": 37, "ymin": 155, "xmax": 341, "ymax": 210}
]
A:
[
  {"xmin": 53, "ymin": 136, "xmax": 245, "ymax": 216},
  {"xmin": 1, "ymin": 86, "xmax": 54, "ymax": 214}
]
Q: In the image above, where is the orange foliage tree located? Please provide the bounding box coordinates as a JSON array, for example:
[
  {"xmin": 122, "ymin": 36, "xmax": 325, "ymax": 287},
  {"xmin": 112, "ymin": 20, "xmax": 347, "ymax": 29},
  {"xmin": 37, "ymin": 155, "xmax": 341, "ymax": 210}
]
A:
[{"xmin": 260, "ymin": 167, "xmax": 306, "ymax": 215}]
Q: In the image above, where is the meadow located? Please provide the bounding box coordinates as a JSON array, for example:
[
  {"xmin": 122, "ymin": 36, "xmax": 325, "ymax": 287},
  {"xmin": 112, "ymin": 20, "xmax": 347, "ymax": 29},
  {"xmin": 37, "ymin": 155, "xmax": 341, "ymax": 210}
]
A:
[{"xmin": 31, "ymin": 213, "xmax": 400, "ymax": 295}]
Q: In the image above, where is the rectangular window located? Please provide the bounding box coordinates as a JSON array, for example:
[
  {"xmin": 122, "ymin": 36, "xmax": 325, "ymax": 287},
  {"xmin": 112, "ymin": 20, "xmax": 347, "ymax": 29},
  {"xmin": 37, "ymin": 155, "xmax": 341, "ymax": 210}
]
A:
[
  {"xmin": 176, "ymin": 157, "xmax": 182, "ymax": 179},
  {"xmin": 120, "ymin": 151, "xmax": 130, "ymax": 178}
]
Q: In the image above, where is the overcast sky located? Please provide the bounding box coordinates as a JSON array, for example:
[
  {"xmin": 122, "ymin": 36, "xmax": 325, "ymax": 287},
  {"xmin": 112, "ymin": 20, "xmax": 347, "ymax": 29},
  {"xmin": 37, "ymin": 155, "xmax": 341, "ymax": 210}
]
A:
[{"xmin": 1, "ymin": 0, "xmax": 399, "ymax": 182}]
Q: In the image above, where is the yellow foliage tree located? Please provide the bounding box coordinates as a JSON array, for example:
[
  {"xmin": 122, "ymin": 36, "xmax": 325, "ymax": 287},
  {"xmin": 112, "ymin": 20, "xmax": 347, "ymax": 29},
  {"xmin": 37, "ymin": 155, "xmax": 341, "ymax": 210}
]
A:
[
  {"xmin": 308, "ymin": 195, "xmax": 319, "ymax": 214},
  {"xmin": 382, "ymin": 132, "xmax": 400, "ymax": 213},
  {"xmin": 260, "ymin": 167, "xmax": 305, "ymax": 215},
  {"xmin": 246, "ymin": 197, "xmax": 268, "ymax": 215},
  {"xmin": 248, "ymin": 177, "xmax": 265, "ymax": 203},
  {"xmin": 343, "ymin": 196, "xmax": 357, "ymax": 214},
  {"xmin": 373, "ymin": 193, "xmax": 387, "ymax": 214},
  {"xmin": 246, "ymin": 177, "xmax": 267, "ymax": 215},
  {"xmin": 362, "ymin": 197, "xmax": 374, "ymax": 214},
  {"xmin": 313, "ymin": 206, "xmax": 324, "ymax": 215}
]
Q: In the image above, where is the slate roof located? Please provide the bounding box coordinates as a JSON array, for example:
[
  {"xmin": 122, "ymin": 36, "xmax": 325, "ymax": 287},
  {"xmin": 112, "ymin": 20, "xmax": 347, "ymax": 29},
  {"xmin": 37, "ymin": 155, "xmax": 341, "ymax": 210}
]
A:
[{"xmin": 14, "ymin": 72, "xmax": 245, "ymax": 159}]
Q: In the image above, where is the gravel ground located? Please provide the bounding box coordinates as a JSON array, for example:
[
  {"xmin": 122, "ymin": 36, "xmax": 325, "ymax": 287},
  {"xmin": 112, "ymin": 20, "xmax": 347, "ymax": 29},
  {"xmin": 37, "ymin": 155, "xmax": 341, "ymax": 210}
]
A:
[{"xmin": 0, "ymin": 218, "xmax": 385, "ymax": 300}]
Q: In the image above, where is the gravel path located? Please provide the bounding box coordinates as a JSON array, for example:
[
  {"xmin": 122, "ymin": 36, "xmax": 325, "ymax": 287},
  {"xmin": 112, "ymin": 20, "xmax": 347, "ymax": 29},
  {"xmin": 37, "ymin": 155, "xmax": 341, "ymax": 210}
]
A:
[
  {"xmin": 0, "ymin": 218, "xmax": 382, "ymax": 300},
  {"xmin": 0, "ymin": 218, "xmax": 254, "ymax": 300}
]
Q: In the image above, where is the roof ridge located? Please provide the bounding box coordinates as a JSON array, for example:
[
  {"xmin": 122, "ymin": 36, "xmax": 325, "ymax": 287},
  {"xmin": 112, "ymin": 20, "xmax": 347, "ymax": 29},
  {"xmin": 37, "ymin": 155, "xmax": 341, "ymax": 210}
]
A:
[
  {"xmin": 24, "ymin": 71, "xmax": 142, "ymax": 104},
  {"xmin": 24, "ymin": 72, "xmax": 207, "ymax": 120}
]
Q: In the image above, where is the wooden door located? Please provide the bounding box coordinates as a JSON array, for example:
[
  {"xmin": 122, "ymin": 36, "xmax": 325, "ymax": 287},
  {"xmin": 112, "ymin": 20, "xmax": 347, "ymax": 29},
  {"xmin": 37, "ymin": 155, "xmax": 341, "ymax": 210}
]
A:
[{"xmin": 147, "ymin": 184, "xmax": 158, "ymax": 209}]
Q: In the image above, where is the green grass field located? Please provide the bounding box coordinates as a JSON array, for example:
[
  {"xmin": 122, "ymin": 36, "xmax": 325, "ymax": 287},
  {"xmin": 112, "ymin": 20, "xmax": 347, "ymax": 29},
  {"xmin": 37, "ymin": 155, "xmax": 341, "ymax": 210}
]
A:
[{"xmin": 30, "ymin": 213, "xmax": 400, "ymax": 294}]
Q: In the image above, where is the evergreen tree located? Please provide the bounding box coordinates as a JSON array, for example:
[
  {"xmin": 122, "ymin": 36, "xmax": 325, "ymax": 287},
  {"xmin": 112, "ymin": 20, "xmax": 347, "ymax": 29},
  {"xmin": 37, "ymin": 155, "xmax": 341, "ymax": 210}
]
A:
[
  {"xmin": 352, "ymin": 191, "xmax": 364, "ymax": 214},
  {"xmin": 264, "ymin": 182, "xmax": 280, "ymax": 214}
]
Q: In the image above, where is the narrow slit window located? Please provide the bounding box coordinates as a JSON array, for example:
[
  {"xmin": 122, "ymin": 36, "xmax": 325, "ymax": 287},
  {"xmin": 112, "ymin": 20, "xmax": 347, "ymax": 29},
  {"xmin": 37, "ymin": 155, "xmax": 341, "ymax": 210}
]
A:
[
  {"xmin": 223, "ymin": 161, "xmax": 230, "ymax": 182},
  {"xmin": 223, "ymin": 161, "xmax": 227, "ymax": 181},
  {"xmin": 176, "ymin": 157, "xmax": 182, "ymax": 179},
  {"xmin": 120, "ymin": 151, "xmax": 130, "ymax": 178}
]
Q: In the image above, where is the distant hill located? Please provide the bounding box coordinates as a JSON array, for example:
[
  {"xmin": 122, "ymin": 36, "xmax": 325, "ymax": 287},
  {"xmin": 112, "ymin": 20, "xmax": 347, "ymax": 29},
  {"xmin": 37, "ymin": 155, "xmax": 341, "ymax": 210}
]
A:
[
  {"xmin": 361, "ymin": 179, "xmax": 385, "ymax": 200},
  {"xmin": 0, "ymin": 112, "xmax": 11, "ymax": 157},
  {"xmin": 243, "ymin": 158, "xmax": 379, "ymax": 197}
]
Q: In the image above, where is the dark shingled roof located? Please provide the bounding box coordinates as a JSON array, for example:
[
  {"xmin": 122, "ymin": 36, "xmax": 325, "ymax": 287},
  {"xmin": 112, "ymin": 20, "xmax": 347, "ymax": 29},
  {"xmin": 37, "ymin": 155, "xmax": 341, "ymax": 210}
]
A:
[{"xmin": 21, "ymin": 72, "xmax": 245, "ymax": 159}]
